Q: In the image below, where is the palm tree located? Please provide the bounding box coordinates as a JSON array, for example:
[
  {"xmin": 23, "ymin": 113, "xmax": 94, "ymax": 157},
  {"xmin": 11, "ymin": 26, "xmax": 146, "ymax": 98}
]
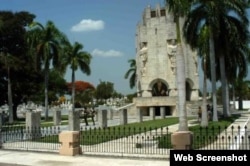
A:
[
  {"xmin": 165, "ymin": 0, "xmax": 192, "ymax": 131},
  {"xmin": 198, "ymin": 26, "xmax": 210, "ymax": 126},
  {"xmin": 228, "ymin": 43, "xmax": 250, "ymax": 110},
  {"xmin": 124, "ymin": 59, "xmax": 136, "ymax": 89},
  {"xmin": 29, "ymin": 21, "xmax": 66, "ymax": 120},
  {"xmin": 62, "ymin": 41, "xmax": 91, "ymax": 112},
  {"xmin": 183, "ymin": 0, "xmax": 249, "ymax": 120},
  {"xmin": 218, "ymin": 1, "xmax": 249, "ymax": 117}
]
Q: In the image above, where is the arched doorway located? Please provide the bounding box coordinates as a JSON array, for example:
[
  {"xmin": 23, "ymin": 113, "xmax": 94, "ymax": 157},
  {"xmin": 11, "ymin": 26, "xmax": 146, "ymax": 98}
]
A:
[{"xmin": 151, "ymin": 79, "xmax": 168, "ymax": 96}]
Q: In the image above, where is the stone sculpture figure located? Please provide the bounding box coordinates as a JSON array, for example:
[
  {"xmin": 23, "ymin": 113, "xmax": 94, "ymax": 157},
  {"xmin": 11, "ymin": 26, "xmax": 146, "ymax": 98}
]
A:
[
  {"xmin": 139, "ymin": 43, "xmax": 148, "ymax": 76},
  {"xmin": 152, "ymin": 80, "xmax": 167, "ymax": 96},
  {"xmin": 139, "ymin": 42, "xmax": 148, "ymax": 76},
  {"xmin": 167, "ymin": 39, "xmax": 177, "ymax": 74}
]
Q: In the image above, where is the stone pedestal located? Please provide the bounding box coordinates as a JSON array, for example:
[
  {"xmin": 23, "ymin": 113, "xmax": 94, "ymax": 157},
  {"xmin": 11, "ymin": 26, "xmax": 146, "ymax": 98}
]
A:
[
  {"xmin": 53, "ymin": 109, "xmax": 61, "ymax": 126},
  {"xmin": 98, "ymin": 109, "xmax": 107, "ymax": 128},
  {"xmin": 94, "ymin": 108, "xmax": 98, "ymax": 121},
  {"xmin": 26, "ymin": 111, "xmax": 41, "ymax": 139},
  {"xmin": 68, "ymin": 110, "xmax": 80, "ymax": 131},
  {"xmin": 137, "ymin": 108, "xmax": 143, "ymax": 123},
  {"xmin": 160, "ymin": 107, "xmax": 165, "ymax": 119},
  {"xmin": 171, "ymin": 131, "xmax": 193, "ymax": 150},
  {"xmin": 120, "ymin": 109, "xmax": 127, "ymax": 125},
  {"xmin": 59, "ymin": 131, "xmax": 81, "ymax": 156},
  {"xmin": 149, "ymin": 107, "xmax": 155, "ymax": 120},
  {"xmin": 108, "ymin": 109, "xmax": 113, "ymax": 120}
]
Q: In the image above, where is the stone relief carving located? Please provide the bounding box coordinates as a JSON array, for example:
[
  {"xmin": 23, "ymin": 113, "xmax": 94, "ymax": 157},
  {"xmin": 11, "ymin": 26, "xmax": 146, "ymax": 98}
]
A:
[
  {"xmin": 168, "ymin": 89, "xmax": 177, "ymax": 96},
  {"xmin": 167, "ymin": 39, "xmax": 177, "ymax": 74},
  {"xmin": 140, "ymin": 67, "xmax": 146, "ymax": 77},
  {"xmin": 139, "ymin": 42, "xmax": 148, "ymax": 76}
]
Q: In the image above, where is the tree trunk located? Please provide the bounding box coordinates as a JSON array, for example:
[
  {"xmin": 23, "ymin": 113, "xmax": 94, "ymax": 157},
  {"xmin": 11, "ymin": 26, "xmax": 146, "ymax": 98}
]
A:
[
  {"xmin": 201, "ymin": 56, "xmax": 208, "ymax": 127},
  {"xmin": 232, "ymin": 86, "xmax": 236, "ymax": 110},
  {"xmin": 7, "ymin": 66, "xmax": 13, "ymax": 123},
  {"xmin": 44, "ymin": 63, "xmax": 49, "ymax": 121},
  {"xmin": 219, "ymin": 55, "xmax": 230, "ymax": 117},
  {"xmin": 209, "ymin": 32, "xmax": 218, "ymax": 121},
  {"xmin": 176, "ymin": 43, "xmax": 188, "ymax": 131},
  {"xmin": 175, "ymin": 17, "xmax": 188, "ymax": 131},
  {"xmin": 71, "ymin": 69, "xmax": 76, "ymax": 112}
]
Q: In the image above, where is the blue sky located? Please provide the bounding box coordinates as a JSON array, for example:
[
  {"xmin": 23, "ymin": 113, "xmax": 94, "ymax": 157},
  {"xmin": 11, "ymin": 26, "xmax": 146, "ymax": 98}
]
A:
[{"xmin": 1, "ymin": 0, "xmax": 166, "ymax": 95}]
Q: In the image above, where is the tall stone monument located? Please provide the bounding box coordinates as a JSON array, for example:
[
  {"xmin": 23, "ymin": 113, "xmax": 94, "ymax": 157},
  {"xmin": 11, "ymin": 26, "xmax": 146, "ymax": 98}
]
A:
[{"xmin": 134, "ymin": 4, "xmax": 199, "ymax": 116}]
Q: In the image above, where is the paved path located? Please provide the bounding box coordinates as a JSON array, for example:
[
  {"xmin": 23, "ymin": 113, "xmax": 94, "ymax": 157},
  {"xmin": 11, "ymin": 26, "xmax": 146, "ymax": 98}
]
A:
[{"xmin": 0, "ymin": 150, "xmax": 169, "ymax": 166}]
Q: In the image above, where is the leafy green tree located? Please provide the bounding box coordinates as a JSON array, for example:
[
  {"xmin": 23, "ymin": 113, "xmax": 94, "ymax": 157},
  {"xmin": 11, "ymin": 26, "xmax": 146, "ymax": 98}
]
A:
[
  {"xmin": 48, "ymin": 69, "xmax": 68, "ymax": 101},
  {"xmin": 124, "ymin": 59, "xmax": 136, "ymax": 89},
  {"xmin": 95, "ymin": 80, "xmax": 115, "ymax": 104},
  {"xmin": 0, "ymin": 11, "xmax": 35, "ymax": 122}
]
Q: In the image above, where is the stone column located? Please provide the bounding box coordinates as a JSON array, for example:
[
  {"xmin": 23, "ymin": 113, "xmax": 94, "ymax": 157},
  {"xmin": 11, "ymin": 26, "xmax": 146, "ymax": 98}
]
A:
[
  {"xmin": 160, "ymin": 107, "xmax": 165, "ymax": 119},
  {"xmin": 136, "ymin": 108, "xmax": 143, "ymax": 123},
  {"xmin": 94, "ymin": 108, "xmax": 98, "ymax": 121},
  {"xmin": 149, "ymin": 107, "xmax": 155, "ymax": 120},
  {"xmin": 26, "ymin": 111, "xmax": 41, "ymax": 139},
  {"xmin": 108, "ymin": 108, "xmax": 113, "ymax": 120},
  {"xmin": 98, "ymin": 109, "xmax": 107, "ymax": 128},
  {"xmin": 120, "ymin": 109, "xmax": 127, "ymax": 125},
  {"xmin": 53, "ymin": 108, "xmax": 61, "ymax": 126},
  {"xmin": 68, "ymin": 110, "xmax": 80, "ymax": 131}
]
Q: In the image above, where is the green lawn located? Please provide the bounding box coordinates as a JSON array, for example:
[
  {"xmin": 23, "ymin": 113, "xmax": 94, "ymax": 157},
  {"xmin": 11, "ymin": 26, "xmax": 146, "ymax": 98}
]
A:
[
  {"xmin": 81, "ymin": 117, "xmax": 181, "ymax": 145},
  {"xmin": 190, "ymin": 114, "xmax": 241, "ymax": 149}
]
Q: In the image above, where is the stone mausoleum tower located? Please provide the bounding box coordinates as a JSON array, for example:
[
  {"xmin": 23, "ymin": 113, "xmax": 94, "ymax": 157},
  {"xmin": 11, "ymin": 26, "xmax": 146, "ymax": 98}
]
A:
[{"xmin": 134, "ymin": 4, "xmax": 199, "ymax": 116}]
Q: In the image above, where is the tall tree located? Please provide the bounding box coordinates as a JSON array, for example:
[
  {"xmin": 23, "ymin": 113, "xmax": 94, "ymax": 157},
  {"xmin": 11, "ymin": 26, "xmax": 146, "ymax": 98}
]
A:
[
  {"xmin": 124, "ymin": 59, "xmax": 136, "ymax": 89},
  {"xmin": 61, "ymin": 42, "xmax": 91, "ymax": 112},
  {"xmin": 0, "ymin": 11, "xmax": 35, "ymax": 122},
  {"xmin": 29, "ymin": 21, "xmax": 67, "ymax": 120},
  {"xmin": 228, "ymin": 43, "xmax": 250, "ymax": 110},
  {"xmin": 217, "ymin": 0, "xmax": 249, "ymax": 117},
  {"xmin": 198, "ymin": 26, "xmax": 210, "ymax": 126},
  {"xmin": 183, "ymin": 0, "xmax": 249, "ymax": 120},
  {"xmin": 165, "ymin": 0, "xmax": 192, "ymax": 131}
]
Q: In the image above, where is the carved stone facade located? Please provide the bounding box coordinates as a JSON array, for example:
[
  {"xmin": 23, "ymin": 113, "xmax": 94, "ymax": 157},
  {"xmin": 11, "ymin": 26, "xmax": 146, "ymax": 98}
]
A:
[{"xmin": 134, "ymin": 4, "xmax": 199, "ymax": 116}]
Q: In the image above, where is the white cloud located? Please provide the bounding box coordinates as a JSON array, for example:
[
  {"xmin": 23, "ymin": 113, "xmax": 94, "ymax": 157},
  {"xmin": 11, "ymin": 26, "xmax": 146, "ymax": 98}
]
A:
[
  {"xmin": 71, "ymin": 19, "xmax": 104, "ymax": 32},
  {"xmin": 92, "ymin": 49, "xmax": 123, "ymax": 57}
]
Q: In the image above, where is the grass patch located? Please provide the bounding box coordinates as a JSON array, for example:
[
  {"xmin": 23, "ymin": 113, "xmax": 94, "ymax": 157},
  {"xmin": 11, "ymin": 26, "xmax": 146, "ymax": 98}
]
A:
[
  {"xmin": 81, "ymin": 117, "xmax": 180, "ymax": 145},
  {"xmin": 33, "ymin": 117, "xmax": 182, "ymax": 144},
  {"xmin": 189, "ymin": 114, "xmax": 241, "ymax": 149},
  {"xmin": 157, "ymin": 114, "xmax": 241, "ymax": 149}
]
